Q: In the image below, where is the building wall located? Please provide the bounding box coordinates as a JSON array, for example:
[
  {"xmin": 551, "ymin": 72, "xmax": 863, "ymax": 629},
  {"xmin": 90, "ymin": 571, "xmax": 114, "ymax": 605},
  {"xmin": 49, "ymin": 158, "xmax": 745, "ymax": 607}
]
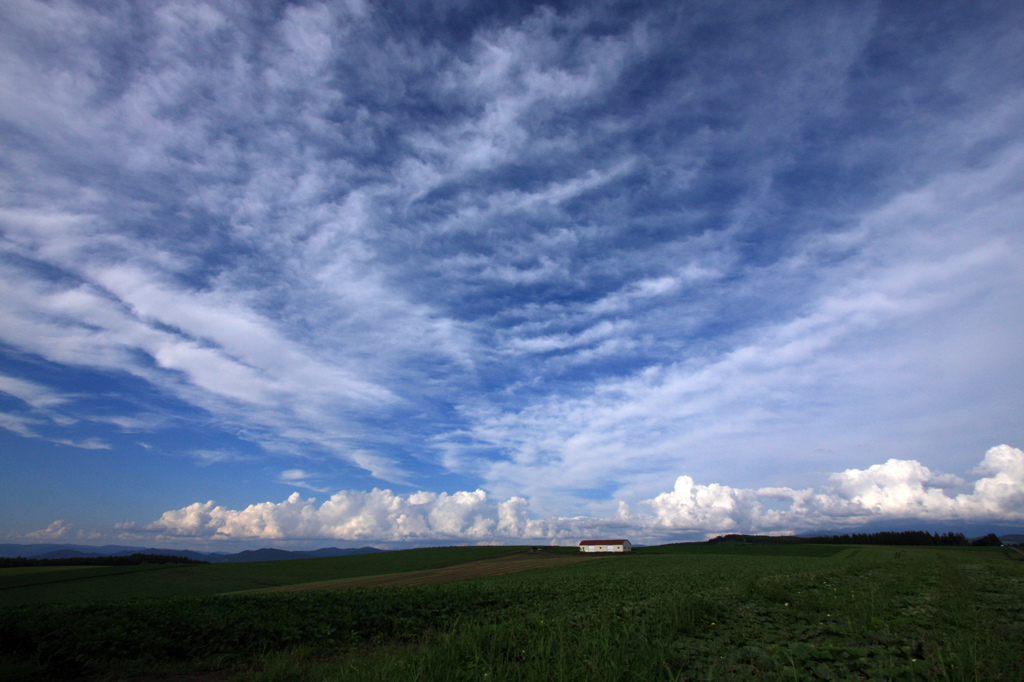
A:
[{"xmin": 580, "ymin": 543, "xmax": 630, "ymax": 552}]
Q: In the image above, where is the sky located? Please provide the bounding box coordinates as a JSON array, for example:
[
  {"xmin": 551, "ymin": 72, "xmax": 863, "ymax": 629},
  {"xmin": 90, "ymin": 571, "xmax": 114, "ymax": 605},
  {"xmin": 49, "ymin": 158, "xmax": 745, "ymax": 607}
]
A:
[{"xmin": 1, "ymin": 1, "xmax": 1023, "ymax": 550}]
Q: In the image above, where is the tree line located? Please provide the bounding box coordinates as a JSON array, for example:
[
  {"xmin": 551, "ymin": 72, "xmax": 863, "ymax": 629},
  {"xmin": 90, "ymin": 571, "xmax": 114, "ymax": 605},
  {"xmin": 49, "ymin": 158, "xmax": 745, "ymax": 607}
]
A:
[
  {"xmin": 705, "ymin": 531, "xmax": 1004, "ymax": 547},
  {"xmin": 810, "ymin": 530, "xmax": 1002, "ymax": 546},
  {"xmin": 0, "ymin": 553, "xmax": 208, "ymax": 568}
]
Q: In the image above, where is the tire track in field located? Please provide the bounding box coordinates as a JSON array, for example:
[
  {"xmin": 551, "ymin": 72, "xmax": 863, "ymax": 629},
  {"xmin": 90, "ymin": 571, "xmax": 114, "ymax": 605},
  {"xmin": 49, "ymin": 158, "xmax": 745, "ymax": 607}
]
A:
[{"xmin": 247, "ymin": 552, "xmax": 609, "ymax": 593}]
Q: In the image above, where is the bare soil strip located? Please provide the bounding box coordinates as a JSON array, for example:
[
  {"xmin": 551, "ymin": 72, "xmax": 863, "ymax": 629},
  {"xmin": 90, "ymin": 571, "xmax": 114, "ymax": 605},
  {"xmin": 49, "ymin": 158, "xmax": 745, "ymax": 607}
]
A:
[{"xmin": 245, "ymin": 552, "xmax": 608, "ymax": 593}]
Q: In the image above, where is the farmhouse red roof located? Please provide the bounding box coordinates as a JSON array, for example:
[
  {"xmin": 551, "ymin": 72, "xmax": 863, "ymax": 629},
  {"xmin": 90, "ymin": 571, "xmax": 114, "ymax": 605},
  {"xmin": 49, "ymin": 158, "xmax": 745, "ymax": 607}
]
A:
[{"xmin": 578, "ymin": 539, "xmax": 629, "ymax": 546}]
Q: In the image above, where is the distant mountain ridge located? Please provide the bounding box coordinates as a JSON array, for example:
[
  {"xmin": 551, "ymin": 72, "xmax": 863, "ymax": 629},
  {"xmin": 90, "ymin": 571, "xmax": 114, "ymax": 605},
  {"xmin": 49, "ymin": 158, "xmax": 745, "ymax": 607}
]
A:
[
  {"xmin": 218, "ymin": 547, "xmax": 384, "ymax": 562},
  {"xmin": 0, "ymin": 543, "xmax": 383, "ymax": 562},
  {"xmin": 3, "ymin": 531, "xmax": 1020, "ymax": 561}
]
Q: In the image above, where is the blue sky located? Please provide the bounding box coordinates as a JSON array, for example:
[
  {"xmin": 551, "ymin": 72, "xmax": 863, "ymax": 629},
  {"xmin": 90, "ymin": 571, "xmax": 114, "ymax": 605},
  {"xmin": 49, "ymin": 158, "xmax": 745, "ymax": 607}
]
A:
[{"xmin": 1, "ymin": 1, "xmax": 1022, "ymax": 549}]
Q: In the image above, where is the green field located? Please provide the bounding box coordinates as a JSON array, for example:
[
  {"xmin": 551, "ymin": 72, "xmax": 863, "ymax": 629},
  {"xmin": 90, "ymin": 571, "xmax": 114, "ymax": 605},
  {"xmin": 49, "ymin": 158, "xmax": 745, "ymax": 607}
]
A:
[
  {"xmin": 0, "ymin": 545, "xmax": 524, "ymax": 607},
  {"xmin": 2, "ymin": 544, "xmax": 1022, "ymax": 680}
]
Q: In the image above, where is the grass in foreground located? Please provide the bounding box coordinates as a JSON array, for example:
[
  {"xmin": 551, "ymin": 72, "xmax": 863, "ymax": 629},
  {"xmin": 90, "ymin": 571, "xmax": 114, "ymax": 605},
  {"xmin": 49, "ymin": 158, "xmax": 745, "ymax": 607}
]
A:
[{"xmin": 1, "ymin": 545, "xmax": 1022, "ymax": 680}]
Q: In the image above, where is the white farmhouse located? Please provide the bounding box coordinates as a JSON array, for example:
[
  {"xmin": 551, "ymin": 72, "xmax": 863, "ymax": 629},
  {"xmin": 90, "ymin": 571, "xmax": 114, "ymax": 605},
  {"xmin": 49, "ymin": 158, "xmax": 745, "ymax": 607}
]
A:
[{"xmin": 578, "ymin": 539, "xmax": 632, "ymax": 553}]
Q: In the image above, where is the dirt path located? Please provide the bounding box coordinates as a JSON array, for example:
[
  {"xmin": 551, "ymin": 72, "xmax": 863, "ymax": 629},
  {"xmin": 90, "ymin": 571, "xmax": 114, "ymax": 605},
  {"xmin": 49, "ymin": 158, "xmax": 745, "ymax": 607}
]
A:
[{"xmin": 246, "ymin": 552, "xmax": 608, "ymax": 593}]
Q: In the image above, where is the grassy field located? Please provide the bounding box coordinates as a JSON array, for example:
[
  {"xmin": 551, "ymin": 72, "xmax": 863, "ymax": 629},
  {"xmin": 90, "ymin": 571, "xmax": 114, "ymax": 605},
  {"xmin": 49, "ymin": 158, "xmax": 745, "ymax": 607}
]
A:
[
  {"xmin": 244, "ymin": 551, "xmax": 605, "ymax": 593},
  {"xmin": 635, "ymin": 543, "xmax": 847, "ymax": 557},
  {"xmin": 1, "ymin": 544, "xmax": 1022, "ymax": 680},
  {"xmin": 0, "ymin": 545, "xmax": 525, "ymax": 607}
]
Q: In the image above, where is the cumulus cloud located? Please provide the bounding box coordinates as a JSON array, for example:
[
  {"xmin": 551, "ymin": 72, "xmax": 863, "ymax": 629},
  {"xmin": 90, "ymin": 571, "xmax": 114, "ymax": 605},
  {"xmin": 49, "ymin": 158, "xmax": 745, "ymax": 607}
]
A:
[
  {"xmin": 142, "ymin": 446, "xmax": 1024, "ymax": 544},
  {"xmin": 140, "ymin": 483, "xmax": 628, "ymax": 544},
  {"xmin": 144, "ymin": 490, "xmax": 526, "ymax": 542},
  {"xmin": 26, "ymin": 520, "xmax": 73, "ymax": 540},
  {"xmin": 646, "ymin": 446, "xmax": 1024, "ymax": 535}
]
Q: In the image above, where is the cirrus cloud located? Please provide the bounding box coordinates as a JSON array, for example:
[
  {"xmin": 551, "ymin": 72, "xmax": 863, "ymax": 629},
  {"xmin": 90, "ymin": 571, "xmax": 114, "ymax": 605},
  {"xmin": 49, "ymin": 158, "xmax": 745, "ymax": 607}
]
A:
[{"xmin": 2, "ymin": 2, "xmax": 1022, "ymax": 544}]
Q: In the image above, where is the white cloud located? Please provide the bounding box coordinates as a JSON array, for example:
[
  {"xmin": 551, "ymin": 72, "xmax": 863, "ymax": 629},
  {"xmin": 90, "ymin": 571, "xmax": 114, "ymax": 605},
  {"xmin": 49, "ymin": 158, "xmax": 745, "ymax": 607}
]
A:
[
  {"xmin": 143, "ymin": 486, "xmax": 605, "ymax": 543},
  {"xmin": 277, "ymin": 468, "xmax": 331, "ymax": 492},
  {"xmin": 825, "ymin": 459, "xmax": 960, "ymax": 518},
  {"xmin": 188, "ymin": 449, "xmax": 247, "ymax": 465},
  {"xmin": 647, "ymin": 445, "xmax": 1024, "ymax": 534},
  {"xmin": 958, "ymin": 445, "xmax": 1024, "ymax": 519},
  {"xmin": 439, "ymin": 139, "xmax": 1024, "ymax": 502},
  {"xmin": 0, "ymin": 372, "xmax": 111, "ymax": 450},
  {"xmin": 53, "ymin": 437, "xmax": 110, "ymax": 450},
  {"xmin": 0, "ymin": 411, "xmax": 43, "ymax": 439},
  {"xmin": 503, "ymin": 319, "xmax": 629, "ymax": 355},
  {"xmin": 1, "ymin": 2, "xmax": 1022, "ymax": 535},
  {"xmin": 0, "ymin": 235, "xmax": 425, "ymax": 479},
  {"xmin": 142, "ymin": 446, "xmax": 1024, "ymax": 543},
  {"xmin": 26, "ymin": 520, "xmax": 73, "ymax": 540},
  {"xmin": 409, "ymin": 9, "xmax": 638, "ymax": 183},
  {"xmin": 281, "ymin": 469, "xmax": 310, "ymax": 481},
  {"xmin": 0, "ymin": 373, "xmax": 69, "ymax": 409}
]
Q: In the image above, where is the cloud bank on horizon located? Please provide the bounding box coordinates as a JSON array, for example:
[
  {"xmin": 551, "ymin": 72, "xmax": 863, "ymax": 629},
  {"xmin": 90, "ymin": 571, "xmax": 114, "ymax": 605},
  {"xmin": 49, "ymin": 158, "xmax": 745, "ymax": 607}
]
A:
[
  {"xmin": 111, "ymin": 445, "xmax": 1024, "ymax": 545},
  {"xmin": 1, "ymin": 1, "xmax": 1022, "ymax": 545}
]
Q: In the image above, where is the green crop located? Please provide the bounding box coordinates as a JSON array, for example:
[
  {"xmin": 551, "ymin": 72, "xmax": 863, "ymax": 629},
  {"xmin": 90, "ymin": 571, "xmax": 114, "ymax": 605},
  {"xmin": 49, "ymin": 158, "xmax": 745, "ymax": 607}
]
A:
[
  {"xmin": 0, "ymin": 545, "xmax": 524, "ymax": 607},
  {"xmin": 1, "ymin": 545, "xmax": 1021, "ymax": 681}
]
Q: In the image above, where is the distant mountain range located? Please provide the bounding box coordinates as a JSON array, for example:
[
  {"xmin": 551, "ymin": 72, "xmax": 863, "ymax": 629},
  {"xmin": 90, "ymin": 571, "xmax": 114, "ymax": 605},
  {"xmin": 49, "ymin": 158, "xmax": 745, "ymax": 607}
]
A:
[
  {"xmin": 2, "ymin": 532, "xmax": 1020, "ymax": 563},
  {"xmin": 0, "ymin": 543, "xmax": 384, "ymax": 562}
]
